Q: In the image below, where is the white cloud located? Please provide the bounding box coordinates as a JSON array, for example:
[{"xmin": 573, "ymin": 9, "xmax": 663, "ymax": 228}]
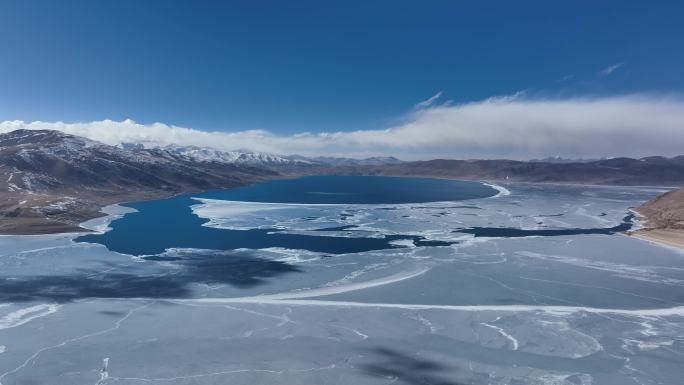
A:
[
  {"xmin": 599, "ymin": 62, "xmax": 624, "ymax": 76},
  {"xmin": 2, "ymin": 94, "xmax": 684, "ymax": 160},
  {"xmin": 557, "ymin": 74, "xmax": 575, "ymax": 82},
  {"xmin": 414, "ymin": 91, "xmax": 443, "ymax": 109}
]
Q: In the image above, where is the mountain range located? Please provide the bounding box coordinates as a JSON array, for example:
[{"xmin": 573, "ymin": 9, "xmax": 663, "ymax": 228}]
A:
[
  {"xmin": 2, "ymin": 128, "xmax": 684, "ymax": 234},
  {"xmin": 330, "ymin": 156, "xmax": 684, "ymax": 185}
]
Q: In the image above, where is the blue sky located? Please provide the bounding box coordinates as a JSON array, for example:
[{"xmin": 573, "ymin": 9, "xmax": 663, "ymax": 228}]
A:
[{"xmin": 1, "ymin": 1, "xmax": 683, "ymax": 158}]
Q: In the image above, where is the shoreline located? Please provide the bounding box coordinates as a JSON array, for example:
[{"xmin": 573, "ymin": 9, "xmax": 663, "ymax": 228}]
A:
[
  {"xmin": 627, "ymin": 186, "xmax": 684, "ymax": 252},
  {"xmin": 629, "ymin": 228, "xmax": 684, "ymax": 252},
  {"xmin": 0, "ymin": 175, "xmax": 287, "ymax": 236}
]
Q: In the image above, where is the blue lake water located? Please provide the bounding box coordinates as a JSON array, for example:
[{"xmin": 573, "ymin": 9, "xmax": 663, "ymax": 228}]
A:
[
  {"xmin": 454, "ymin": 214, "xmax": 635, "ymax": 237},
  {"xmin": 195, "ymin": 175, "xmax": 499, "ymax": 204},
  {"xmin": 77, "ymin": 176, "xmax": 499, "ymax": 256}
]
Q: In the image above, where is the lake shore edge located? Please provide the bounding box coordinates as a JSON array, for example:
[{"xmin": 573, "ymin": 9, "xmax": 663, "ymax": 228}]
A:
[
  {"xmin": 629, "ymin": 229, "xmax": 684, "ymax": 251},
  {"xmin": 628, "ymin": 186, "xmax": 684, "ymax": 252}
]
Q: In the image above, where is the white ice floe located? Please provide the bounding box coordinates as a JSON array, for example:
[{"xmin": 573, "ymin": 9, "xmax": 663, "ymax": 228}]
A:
[
  {"xmin": 0, "ymin": 304, "xmax": 61, "ymax": 330},
  {"xmin": 191, "ymin": 199, "xmax": 293, "ymax": 219},
  {"xmin": 99, "ymin": 357, "xmax": 110, "ymax": 382},
  {"xmin": 483, "ymin": 182, "xmax": 511, "ymax": 197},
  {"xmin": 623, "ymin": 338, "xmax": 675, "ymax": 351},
  {"xmin": 256, "ymin": 247, "xmax": 322, "ymax": 263},
  {"xmin": 79, "ymin": 204, "xmax": 138, "ymax": 233},
  {"xmin": 389, "ymin": 239, "xmax": 416, "ymax": 248}
]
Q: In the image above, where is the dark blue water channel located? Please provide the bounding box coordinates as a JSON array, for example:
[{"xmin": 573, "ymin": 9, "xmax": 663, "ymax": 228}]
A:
[
  {"xmin": 453, "ymin": 214, "xmax": 635, "ymax": 238},
  {"xmin": 77, "ymin": 176, "xmax": 499, "ymax": 256}
]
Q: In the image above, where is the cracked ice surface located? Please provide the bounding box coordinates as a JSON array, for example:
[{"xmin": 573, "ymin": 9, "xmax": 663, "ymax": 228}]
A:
[{"xmin": 1, "ymin": 183, "xmax": 683, "ymax": 384}]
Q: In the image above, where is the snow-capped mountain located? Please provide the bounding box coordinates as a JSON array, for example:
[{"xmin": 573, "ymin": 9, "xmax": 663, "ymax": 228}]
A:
[
  {"xmin": 117, "ymin": 142, "xmax": 402, "ymax": 167},
  {"xmin": 0, "ymin": 130, "xmax": 403, "ymax": 196},
  {"xmin": 0, "ymin": 129, "xmax": 283, "ymax": 233},
  {"xmin": 529, "ymin": 156, "xmax": 604, "ymax": 163},
  {"xmin": 117, "ymin": 142, "xmax": 316, "ymax": 166},
  {"xmin": 0, "ymin": 129, "xmax": 275, "ymax": 194},
  {"xmin": 307, "ymin": 156, "xmax": 403, "ymax": 166},
  {"xmin": 157, "ymin": 145, "xmax": 309, "ymax": 165}
]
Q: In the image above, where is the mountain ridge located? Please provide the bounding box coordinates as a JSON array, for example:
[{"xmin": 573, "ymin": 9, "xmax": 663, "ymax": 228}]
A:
[
  {"xmin": 327, "ymin": 157, "xmax": 684, "ymax": 186},
  {"xmin": 0, "ymin": 129, "xmax": 279, "ymax": 233}
]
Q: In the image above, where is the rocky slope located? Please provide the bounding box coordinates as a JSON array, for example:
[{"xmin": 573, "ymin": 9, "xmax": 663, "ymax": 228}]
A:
[
  {"xmin": 635, "ymin": 187, "xmax": 684, "ymax": 229},
  {"xmin": 0, "ymin": 129, "xmax": 279, "ymax": 233},
  {"xmin": 151, "ymin": 144, "xmax": 310, "ymax": 166},
  {"xmin": 630, "ymin": 187, "xmax": 684, "ymax": 250}
]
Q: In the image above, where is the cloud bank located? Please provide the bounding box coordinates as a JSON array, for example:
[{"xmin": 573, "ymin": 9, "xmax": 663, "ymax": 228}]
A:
[{"xmin": 1, "ymin": 94, "xmax": 683, "ymax": 160}]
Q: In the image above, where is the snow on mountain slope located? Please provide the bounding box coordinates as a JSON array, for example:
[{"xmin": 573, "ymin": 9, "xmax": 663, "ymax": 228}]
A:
[
  {"xmin": 307, "ymin": 156, "xmax": 403, "ymax": 166},
  {"xmin": 118, "ymin": 143, "xmax": 401, "ymax": 167},
  {"xmin": 157, "ymin": 145, "xmax": 308, "ymax": 165},
  {"xmin": 0, "ymin": 129, "xmax": 275, "ymax": 194}
]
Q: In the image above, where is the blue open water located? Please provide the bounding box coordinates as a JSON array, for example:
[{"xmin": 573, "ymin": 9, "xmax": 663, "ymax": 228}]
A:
[{"xmin": 76, "ymin": 176, "xmax": 498, "ymax": 256}]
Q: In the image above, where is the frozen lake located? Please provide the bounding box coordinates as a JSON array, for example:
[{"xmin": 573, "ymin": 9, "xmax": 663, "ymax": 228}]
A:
[{"xmin": 1, "ymin": 177, "xmax": 683, "ymax": 385}]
